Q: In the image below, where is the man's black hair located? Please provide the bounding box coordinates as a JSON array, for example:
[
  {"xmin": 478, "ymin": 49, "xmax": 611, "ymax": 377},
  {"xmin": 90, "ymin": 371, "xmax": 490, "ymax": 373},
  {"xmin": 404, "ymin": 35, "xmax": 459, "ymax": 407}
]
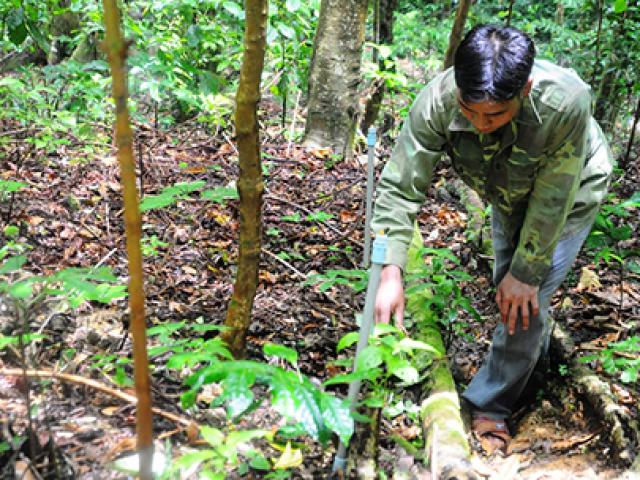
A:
[{"xmin": 454, "ymin": 25, "xmax": 535, "ymax": 103}]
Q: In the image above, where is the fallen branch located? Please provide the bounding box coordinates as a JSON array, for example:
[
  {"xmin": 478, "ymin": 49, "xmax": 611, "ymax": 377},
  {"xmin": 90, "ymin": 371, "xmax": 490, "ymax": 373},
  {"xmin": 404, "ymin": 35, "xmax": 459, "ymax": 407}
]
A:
[
  {"xmin": 0, "ymin": 368, "xmax": 195, "ymax": 429},
  {"xmin": 551, "ymin": 323, "xmax": 638, "ymax": 462},
  {"xmin": 405, "ymin": 227, "xmax": 478, "ymax": 480}
]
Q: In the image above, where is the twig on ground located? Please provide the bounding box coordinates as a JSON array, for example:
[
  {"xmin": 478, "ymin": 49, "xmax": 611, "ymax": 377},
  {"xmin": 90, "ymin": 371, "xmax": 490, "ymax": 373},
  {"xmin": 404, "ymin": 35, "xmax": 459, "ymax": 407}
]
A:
[
  {"xmin": 261, "ymin": 248, "xmax": 306, "ymax": 279},
  {"xmin": 0, "ymin": 368, "xmax": 196, "ymax": 429}
]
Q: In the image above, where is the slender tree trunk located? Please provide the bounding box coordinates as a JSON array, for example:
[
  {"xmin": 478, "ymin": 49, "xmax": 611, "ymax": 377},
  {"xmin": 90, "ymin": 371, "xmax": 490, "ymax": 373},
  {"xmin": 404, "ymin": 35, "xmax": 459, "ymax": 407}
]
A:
[
  {"xmin": 102, "ymin": 2, "xmax": 153, "ymax": 479},
  {"xmin": 505, "ymin": 0, "xmax": 515, "ymax": 26},
  {"xmin": 303, "ymin": 0, "xmax": 368, "ymax": 156},
  {"xmin": 361, "ymin": 0, "xmax": 397, "ymax": 133},
  {"xmin": 221, "ymin": 0, "xmax": 268, "ymax": 358},
  {"xmin": 595, "ymin": 10, "xmax": 627, "ymax": 124},
  {"xmin": 556, "ymin": 1, "xmax": 565, "ymax": 25},
  {"xmin": 624, "ymin": 96, "xmax": 640, "ymax": 167},
  {"xmin": 443, "ymin": 0, "xmax": 472, "ymax": 69},
  {"xmin": 590, "ymin": 0, "xmax": 604, "ymax": 86}
]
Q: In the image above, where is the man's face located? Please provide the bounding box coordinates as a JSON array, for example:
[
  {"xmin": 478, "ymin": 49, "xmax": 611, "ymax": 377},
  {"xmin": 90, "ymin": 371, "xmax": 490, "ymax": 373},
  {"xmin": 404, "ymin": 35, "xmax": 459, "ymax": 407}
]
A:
[{"xmin": 457, "ymin": 95, "xmax": 521, "ymax": 134}]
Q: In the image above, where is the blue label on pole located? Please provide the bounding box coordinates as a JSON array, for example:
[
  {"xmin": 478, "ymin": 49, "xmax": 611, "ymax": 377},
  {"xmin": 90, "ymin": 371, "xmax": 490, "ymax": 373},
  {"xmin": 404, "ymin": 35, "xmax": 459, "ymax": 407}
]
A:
[
  {"xmin": 371, "ymin": 235, "xmax": 387, "ymax": 264},
  {"xmin": 367, "ymin": 127, "xmax": 377, "ymax": 147}
]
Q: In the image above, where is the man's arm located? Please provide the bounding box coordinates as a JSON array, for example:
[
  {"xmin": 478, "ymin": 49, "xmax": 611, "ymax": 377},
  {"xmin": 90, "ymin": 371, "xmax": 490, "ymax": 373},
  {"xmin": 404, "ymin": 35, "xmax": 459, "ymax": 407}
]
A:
[{"xmin": 372, "ymin": 82, "xmax": 449, "ymax": 325}]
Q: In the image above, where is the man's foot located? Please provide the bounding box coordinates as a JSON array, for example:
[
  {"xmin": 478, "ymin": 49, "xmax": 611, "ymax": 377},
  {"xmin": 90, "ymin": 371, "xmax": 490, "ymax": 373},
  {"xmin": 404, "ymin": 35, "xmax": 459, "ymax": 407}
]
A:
[{"xmin": 472, "ymin": 415, "xmax": 511, "ymax": 454}]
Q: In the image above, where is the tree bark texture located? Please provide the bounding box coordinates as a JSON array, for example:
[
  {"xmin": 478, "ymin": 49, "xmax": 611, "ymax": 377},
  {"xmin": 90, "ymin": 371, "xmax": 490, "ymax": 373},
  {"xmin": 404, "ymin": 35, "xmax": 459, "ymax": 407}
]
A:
[
  {"xmin": 102, "ymin": 1, "xmax": 153, "ymax": 479},
  {"xmin": 443, "ymin": 0, "xmax": 472, "ymax": 69},
  {"xmin": 304, "ymin": 0, "xmax": 368, "ymax": 155},
  {"xmin": 221, "ymin": 0, "xmax": 268, "ymax": 359},
  {"xmin": 405, "ymin": 228, "xmax": 477, "ymax": 480}
]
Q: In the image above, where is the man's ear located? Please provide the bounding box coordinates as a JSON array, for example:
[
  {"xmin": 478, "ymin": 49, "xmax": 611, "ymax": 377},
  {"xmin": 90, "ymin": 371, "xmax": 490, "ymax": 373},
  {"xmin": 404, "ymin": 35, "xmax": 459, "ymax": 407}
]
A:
[{"xmin": 522, "ymin": 78, "xmax": 533, "ymax": 97}]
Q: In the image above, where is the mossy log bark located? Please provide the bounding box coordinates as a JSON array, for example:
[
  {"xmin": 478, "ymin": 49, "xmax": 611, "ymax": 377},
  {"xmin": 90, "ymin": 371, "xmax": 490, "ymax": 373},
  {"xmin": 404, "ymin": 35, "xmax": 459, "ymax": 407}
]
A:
[
  {"xmin": 551, "ymin": 322, "xmax": 638, "ymax": 463},
  {"xmin": 406, "ymin": 227, "xmax": 478, "ymax": 479},
  {"xmin": 348, "ymin": 407, "xmax": 382, "ymax": 479}
]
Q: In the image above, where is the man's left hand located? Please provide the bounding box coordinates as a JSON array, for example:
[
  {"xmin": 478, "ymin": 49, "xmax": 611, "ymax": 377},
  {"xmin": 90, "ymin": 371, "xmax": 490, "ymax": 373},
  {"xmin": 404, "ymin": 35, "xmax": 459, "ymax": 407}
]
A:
[{"xmin": 496, "ymin": 272, "xmax": 539, "ymax": 335}]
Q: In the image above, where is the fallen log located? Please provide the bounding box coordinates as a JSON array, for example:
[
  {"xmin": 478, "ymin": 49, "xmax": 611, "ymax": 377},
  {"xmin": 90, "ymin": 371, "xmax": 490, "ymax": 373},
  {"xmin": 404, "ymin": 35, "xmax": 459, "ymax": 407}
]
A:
[
  {"xmin": 550, "ymin": 322, "xmax": 638, "ymax": 462},
  {"xmin": 405, "ymin": 228, "xmax": 478, "ymax": 480}
]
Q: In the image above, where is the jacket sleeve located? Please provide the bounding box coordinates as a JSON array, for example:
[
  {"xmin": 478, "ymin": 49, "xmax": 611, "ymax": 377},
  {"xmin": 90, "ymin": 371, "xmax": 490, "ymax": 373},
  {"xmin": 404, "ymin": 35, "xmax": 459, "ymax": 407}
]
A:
[
  {"xmin": 371, "ymin": 85, "xmax": 448, "ymax": 269},
  {"xmin": 509, "ymin": 88, "xmax": 591, "ymax": 285}
]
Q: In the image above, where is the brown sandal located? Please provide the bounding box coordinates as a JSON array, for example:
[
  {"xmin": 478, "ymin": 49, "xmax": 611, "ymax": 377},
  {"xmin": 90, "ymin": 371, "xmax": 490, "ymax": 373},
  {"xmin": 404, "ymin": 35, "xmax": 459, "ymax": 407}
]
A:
[{"xmin": 472, "ymin": 415, "xmax": 512, "ymax": 454}]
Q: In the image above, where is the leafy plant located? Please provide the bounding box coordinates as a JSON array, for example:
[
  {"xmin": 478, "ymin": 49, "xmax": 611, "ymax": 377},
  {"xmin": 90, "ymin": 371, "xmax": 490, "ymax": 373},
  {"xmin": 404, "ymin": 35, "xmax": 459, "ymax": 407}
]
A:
[
  {"xmin": 405, "ymin": 247, "xmax": 481, "ymax": 345},
  {"xmin": 166, "ymin": 426, "xmax": 270, "ymax": 479},
  {"xmin": 579, "ymin": 336, "xmax": 640, "ymax": 383},
  {"xmin": 139, "ymin": 181, "xmax": 238, "ymax": 212},
  {"xmin": 325, "ymin": 324, "xmax": 438, "ymax": 410},
  {"xmin": 177, "ymin": 343, "xmax": 354, "ymax": 448},
  {"xmin": 141, "ymin": 235, "xmax": 169, "ymax": 257},
  {"xmin": 585, "ymin": 191, "xmax": 640, "ymax": 308},
  {"xmin": 304, "ymin": 269, "xmax": 368, "ymax": 293}
]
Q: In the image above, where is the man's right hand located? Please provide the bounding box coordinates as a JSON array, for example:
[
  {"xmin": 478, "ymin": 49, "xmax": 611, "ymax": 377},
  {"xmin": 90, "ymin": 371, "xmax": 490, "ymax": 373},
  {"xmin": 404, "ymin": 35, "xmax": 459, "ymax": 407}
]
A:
[{"xmin": 375, "ymin": 264, "xmax": 405, "ymax": 329}]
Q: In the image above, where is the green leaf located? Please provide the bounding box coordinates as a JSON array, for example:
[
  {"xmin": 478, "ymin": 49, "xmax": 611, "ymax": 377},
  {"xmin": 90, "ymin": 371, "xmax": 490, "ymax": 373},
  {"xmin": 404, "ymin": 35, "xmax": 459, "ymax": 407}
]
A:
[
  {"xmin": 0, "ymin": 77, "xmax": 25, "ymax": 90},
  {"xmin": 3, "ymin": 225, "xmax": 19, "ymax": 238},
  {"xmin": 225, "ymin": 429, "xmax": 267, "ymax": 449},
  {"xmin": 356, "ymin": 345, "xmax": 383, "ymax": 371},
  {"xmin": 306, "ymin": 211, "xmax": 334, "ymax": 222},
  {"xmin": 223, "ymin": 1, "xmax": 245, "ymax": 18},
  {"xmin": 281, "ymin": 212, "xmax": 301, "ymax": 222},
  {"xmin": 276, "ymin": 22, "xmax": 296, "ymax": 39},
  {"xmin": 394, "ymin": 338, "xmax": 439, "ymax": 355},
  {"xmin": 322, "ymin": 368, "xmax": 383, "ymax": 386},
  {"xmin": 620, "ymin": 368, "xmax": 637, "ymax": 383},
  {"xmin": 201, "ymin": 186, "xmax": 239, "ymax": 204},
  {"xmin": 337, "ymin": 332, "xmax": 359, "ymax": 351},
  {"xmin": 9, "ymin": 21, "xmax": 28, "ymax": 46},
  {"xmin": 0, "ymin": 256, "xmax": 27, "ymax": 275},
  {"xmin": 220, "ymin": 369, "xmax": 256, "ymax": 418},
  {"xmin": 320, "ymin": 393, "xmax": 354, "ymax": 445},
  {"xmin": 248, "ymin": 452, "xmax": 271, "ymax": 470},
  {"xmin": 200, "ymin": 425, "xmax": 225, "ymax": 447},
  {"xmin": 0, "ymin": 180, "xmax": 27, "ymax": 193},
  {"xmin": 373, "ymin": 323, "xmax": 400, "ymax": 336},
  {"xmin": 362, "ymin": 395, "xmax": 385, "ymax": 408},
  {"xmin": 286, "ymin": 0, "xmax": 302, "ymax": 11},
  {"xmin": 263, "ymin": 343, "xmax": 298, "ymax": 368},
  {"xmin": 271, "ymin": 370, "xmax": 329, "ymax": 444},
  {"xmin": 9, "ymin": 280, "xmax": 32, "ymax": 299},
  {"xmin": 614, "ymin": 0, "xmax": 627, "ymax": 13},
  {"xmin": 139, "ymin": 193, "xmax": 177, "ymax": 212},
  {"xmin": 390, "ymin": 365, "xmax": 419, "ymax": 384}
]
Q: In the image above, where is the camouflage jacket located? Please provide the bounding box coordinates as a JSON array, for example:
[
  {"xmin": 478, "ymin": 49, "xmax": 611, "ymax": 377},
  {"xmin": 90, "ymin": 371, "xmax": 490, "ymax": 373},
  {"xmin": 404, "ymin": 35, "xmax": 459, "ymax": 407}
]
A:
[{"xmin": 372, "ymin": 59, "xmax": 613, "ymax": 286}]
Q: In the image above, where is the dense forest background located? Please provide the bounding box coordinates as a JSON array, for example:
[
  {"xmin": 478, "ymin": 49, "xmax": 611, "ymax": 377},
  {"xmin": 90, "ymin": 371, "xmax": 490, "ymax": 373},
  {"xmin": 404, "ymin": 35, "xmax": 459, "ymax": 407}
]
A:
[{"xmin": 0, "ymin": 0, "xmax": 639, "ymax": 478}]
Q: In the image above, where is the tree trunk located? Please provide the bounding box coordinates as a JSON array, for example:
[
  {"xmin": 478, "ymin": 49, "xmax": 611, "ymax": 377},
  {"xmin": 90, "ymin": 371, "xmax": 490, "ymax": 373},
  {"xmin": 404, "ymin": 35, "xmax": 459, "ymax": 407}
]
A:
[
  {"xmin": 102, "ymin": 1, "xmax": 153, "ymax": 478},
  {"xmin": 623, "ymin": 96, "xmax": 640, "ymax": 167},
  {"xmin": 595, "ymin": 10, "xmax": 627, "ymax": 125},
  {"xmin": 361, "ymin": 0, "xmax": 397, "ymax": 133},
  {"xmin": 303, "ymin": 0, "xmax": 368, "ymax": 156},
  {"xmin": 590, "ymin": 0, "xmax": 604, "ymax": 87},
  {"xmin": 48, "ymin": 1, "xmax": 81, "ymax": 65},
  {"xmin": 443, "ymin": 0, "xmax": 472, "ymax": 69},
  {"xmin": 221, "ymin": 0, "xmax": 268, "ymax": 359},
  {"xmin": 505, "ymin": 0, "xmax": 515, "ymax": 26}
]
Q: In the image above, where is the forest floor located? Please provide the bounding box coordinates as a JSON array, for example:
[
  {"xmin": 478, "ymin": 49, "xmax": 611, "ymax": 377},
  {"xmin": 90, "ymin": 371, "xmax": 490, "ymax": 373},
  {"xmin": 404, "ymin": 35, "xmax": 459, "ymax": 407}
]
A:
[{"xmin": 0, "ymin": 100, "xmax": 639, "ymax": 479}]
